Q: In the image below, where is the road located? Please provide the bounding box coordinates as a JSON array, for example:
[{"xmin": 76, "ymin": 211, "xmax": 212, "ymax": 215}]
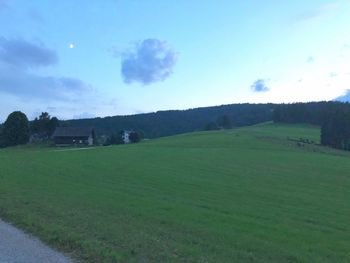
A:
[{"xmin": 0, "ymin": 219, "xmax": 73, "ymax": 263}]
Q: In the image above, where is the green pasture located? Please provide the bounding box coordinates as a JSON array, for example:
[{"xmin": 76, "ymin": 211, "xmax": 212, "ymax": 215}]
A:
[{"xmin": 0, "ymin": 123, "xmax": 349, "ymax": 262}]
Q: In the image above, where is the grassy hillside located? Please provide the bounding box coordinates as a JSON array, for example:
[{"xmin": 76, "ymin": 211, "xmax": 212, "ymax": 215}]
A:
[{"xmin": 0, "ymin": 123, "xmax": 349, "ymax": 262}]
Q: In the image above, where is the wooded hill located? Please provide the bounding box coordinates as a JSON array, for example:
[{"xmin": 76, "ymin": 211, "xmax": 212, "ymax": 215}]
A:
[
  {"xmin": 62, "ymin": 103, "xmax": 275, "ymax": 138},
  {"xmin": 63, "ymin": 101, "xmax": 350, "ymax": 150},
  {"xmin": 2, "ymin": 101, "xmax": 349, "ymax": 150}
]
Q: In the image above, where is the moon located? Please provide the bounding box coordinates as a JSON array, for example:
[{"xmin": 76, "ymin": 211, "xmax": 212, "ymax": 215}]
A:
[{"xmin": 69, "ymin": 43, "xmax": 75, "ymax": 49}]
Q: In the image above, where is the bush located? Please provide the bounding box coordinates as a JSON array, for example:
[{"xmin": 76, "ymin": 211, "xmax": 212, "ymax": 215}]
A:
[{"xmin": 129, "ymin": 132, "xmax": 141, "ymax": 143}]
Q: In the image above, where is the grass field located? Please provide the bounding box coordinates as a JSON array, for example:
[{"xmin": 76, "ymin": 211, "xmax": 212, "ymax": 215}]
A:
[{"xmin": 0, "ymin": 123, "xmax": 350, "ymax": 262}]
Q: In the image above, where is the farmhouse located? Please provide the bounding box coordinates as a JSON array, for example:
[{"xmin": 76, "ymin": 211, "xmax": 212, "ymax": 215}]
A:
[
  {"xmin": 52, "ymin": 127, "xmax": 95, "ymax": 146},
  {"xmin": 121, "ymin": 130, "xmax": 131, "ymax": 144}
]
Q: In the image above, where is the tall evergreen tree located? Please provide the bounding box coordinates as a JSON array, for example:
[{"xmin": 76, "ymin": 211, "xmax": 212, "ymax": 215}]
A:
[{"xmin": 321, "ymin": 110, "xmax": 350, "ymax": 150}]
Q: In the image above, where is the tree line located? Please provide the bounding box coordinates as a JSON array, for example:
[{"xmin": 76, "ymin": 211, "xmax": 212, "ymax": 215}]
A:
[
  {"xmin": 0, "ymin": 111, "xmax": 59, "ymax": 148},
  {"xmin": 273, "ymin": 101, "xmax": 350, "ymax": 151},
  {"xmin": 2, "ymin": 101, "xmax": 350, "ymax": 151},
  {"xmin": 0, "ymin": 111, "xmax": 145, "ymax": 148},
  {"xmin": 0, "ymin": 104, "xmax": 274, "ymax": 147},
  {"xmin": 321, "ymin": 110, "xmax": 350, "ymax": 150}
]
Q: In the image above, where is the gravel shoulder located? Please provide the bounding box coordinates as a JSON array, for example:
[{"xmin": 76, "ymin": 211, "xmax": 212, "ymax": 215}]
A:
[{"xmin": 0, "ymin": 219, "xmax": 73, "ymax": 263}]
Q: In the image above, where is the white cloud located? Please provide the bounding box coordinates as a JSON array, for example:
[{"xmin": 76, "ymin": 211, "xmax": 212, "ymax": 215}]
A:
[
  {"xmin": 121, "ymin": 39, "xmax": 178, "ymax": 85},
  {"xmin": 250, "ymin": 79, "xmax": 270, "ymax": 92}
]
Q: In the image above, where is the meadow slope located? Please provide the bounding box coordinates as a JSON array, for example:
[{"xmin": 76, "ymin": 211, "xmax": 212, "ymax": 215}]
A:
[{"xmin": 0, "ymin": 123, "xmax": 349, "ymax": 262}]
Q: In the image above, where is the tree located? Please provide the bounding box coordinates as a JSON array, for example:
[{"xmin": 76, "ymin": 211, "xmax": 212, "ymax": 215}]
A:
[
  {"xmin": 204, "ymin": 122, "xmax": 219, "ymax": 131},
  {"xmin": 129, "ymin": 131, "xmax": 141, "ymax": 143},
  {"xmin": 321, "ymin": 110, "xmax": 350, "ymax": 150},
  {"xmin": 112, "ymin": 132, "xmax": 124, "ymax": 144},
  {"xmin": 30, "ymin": 112, "xmax": 59, "ymax": 138},
  {"xmin": 217, "ymin": 115, "xmax": 232, "ymax": 129},
  {"xmin": 48, "ymin": 117, "xmax": 59, "ymax": 136},
  {"xmin": 0, "ymin": 126, "xmax": 5, "ymax": 148},
  {"xmin": 3, "ymin": 111, "xmax": 30, "ymax": 146},
  {"xmin": 104, "ymin": 132, "xmax": 123, "ymax": 146}
]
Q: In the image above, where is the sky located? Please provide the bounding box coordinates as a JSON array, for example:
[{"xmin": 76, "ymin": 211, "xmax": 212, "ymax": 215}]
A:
[{"xmin": 0, "ymin": 0, "xmax": 350, "ymax": 121}]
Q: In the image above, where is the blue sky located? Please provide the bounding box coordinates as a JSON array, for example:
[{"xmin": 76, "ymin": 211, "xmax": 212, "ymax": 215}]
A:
[{"xmin": 0, "ymin": 0, "xmax": 350, "ymax": 121}]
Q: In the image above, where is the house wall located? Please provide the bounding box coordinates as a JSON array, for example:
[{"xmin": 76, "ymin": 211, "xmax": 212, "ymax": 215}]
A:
[
  {"xmin": 54, "ymin": 136, "xmax": 90, "ymax": 146},
  {"xmin": 88, "ymin": 135, "xmax": 93, "ymax": 146},
  {"xmin": 122, "ymin": 132, "xmax": 130, "ymax": 144}
]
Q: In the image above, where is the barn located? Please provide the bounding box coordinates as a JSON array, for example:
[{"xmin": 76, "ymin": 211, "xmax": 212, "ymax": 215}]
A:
[{"xmin": 52, "ymin": 127, "xmax": 95, "ymax": 146}]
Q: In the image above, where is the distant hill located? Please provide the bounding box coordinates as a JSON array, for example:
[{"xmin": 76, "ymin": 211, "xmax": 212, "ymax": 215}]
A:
[{"xmin": 62, "ymin": 103, "xmax": 275, "ymax": 138}]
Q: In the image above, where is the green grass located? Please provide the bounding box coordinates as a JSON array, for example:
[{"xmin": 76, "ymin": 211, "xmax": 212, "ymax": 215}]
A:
[{"xmin": 0, "ymin": 123, "xmax": 350, "ymax": 262}]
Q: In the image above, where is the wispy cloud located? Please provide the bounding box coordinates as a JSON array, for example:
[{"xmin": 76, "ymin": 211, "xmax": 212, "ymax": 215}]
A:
[
  {"xmin": 0, "ymin": 67, "xmax": 91, "ymax": 100},
  {"xmin": 306, "ymin": 56, "xmax": 315, "ymax": 63},
  {"xmin": 251, "ymin": 79, "xmax": 270, "ymax": 92},
  {"xmin": 0, "ymin": 37, "xmax": 91, "ymax": 100},
  {"xmin": 73, "ymin": 112, "xmax": 96, "ymax": 120},
  {"xmin": 27, "ymin": 9, "xmax": 45, "ymax": 24},
  {"xmin": 296, "ymin": 2, "xmax": 339, "ymax": 22},
  {"xmin": 0, "ymin": 37, "xmax": 58, "ymax": 68},
  {"xmin": 0, "ymin": 0, "xmax": 8, "ymax": 9},
  {"xmin": 121, "ymin": 38, "xmax": 178, "ymax": 85},
  {"xmin": 330, "ymin": 72, "xmax": 338, "ymax": 78}
]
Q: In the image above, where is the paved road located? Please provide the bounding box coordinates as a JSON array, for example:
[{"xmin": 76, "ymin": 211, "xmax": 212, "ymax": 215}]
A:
[{"xmin": 0, "ymin": 219, "xmax": 73, "ymax": 263}]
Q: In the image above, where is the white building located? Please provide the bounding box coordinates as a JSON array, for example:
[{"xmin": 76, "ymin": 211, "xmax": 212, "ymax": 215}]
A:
[{"xmin": 121, "ymin": 130, "xmax": 131, "ymax": 144}]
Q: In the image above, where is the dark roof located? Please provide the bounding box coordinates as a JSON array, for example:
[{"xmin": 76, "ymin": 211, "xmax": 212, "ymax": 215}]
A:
[{"xmin": 52, "ymin": 127, "xmax": 94, "ymax": 137}]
